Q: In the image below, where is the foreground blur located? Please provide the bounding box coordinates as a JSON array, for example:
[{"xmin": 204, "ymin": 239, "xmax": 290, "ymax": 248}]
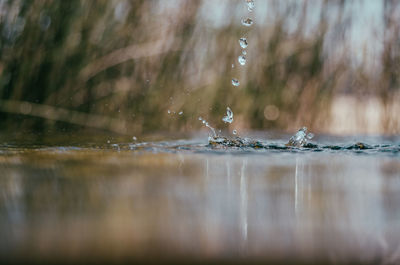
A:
[{"xmin": 0, "ymin": 140, "xmax": 400, "ymax": 263}]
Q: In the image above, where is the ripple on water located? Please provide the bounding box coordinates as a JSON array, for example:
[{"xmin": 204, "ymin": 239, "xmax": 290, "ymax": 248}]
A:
[{"xmin": 0, "ymin": 136, "xmax": 399, "ymax": 156}]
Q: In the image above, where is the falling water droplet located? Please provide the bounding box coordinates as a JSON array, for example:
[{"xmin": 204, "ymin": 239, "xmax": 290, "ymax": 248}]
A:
[
  {"xmin": 107, "ymin": 140, "xmax": 111, "ymax": 144},
  {"xmin": 241, "ymin": 18, "xmax": 253, "ymax": 27},
  {"xmin": 239, "ymin": 38, "xmax": 248, "ymax": 49},
  {"xmin": 238, "ymin": 55, "xmax": 246, "ymax": 65},
  {"xmin": 178, "ymin": 111, "xmax": 183, "ymax": 115},
  {"xmin": 242, "ymin": 50, "xmax": 247, "ymax": 55},
  {"xmin": 232, "ymin": 64, "xmax": 235, "ymax": 68},
  {"xmin": 222, "ymin": 107, "xmax": 234, "ymax": 124},
  {"xmin": 232, "ymin": 78, "xmax": 240, "ymax": 86},
  {"xmin": 198, "ymin": 117, "xmax": 203, "ymax": 121},
  {"xmin": 132, "ymin": 136, "xmax": 137, "ymax": 141},
  {"xmin": 167, "ymin": 110, "xmax": 171, "ymax": 114},
  {"xmin": 246, "ymin": 0, "xmax": 255, "ymax": 12},
  {"xmin": 233, "ymin": 129, "xmax": 237, "ymax": 135}
]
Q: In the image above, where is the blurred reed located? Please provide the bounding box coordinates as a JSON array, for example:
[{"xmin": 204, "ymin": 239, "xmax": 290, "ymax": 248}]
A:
[{"xmin": 0, "ymin": 0, "xmax": 399, "ymax": 136}]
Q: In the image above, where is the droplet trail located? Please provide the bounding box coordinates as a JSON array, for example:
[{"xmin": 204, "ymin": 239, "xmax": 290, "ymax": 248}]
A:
[
  {"xmin": 246, "ymin": 0, "xmax": 255, "ymax": 12},
  {"xmin": 238, "ymin": 55, "xmax": 246, "ymax": 65},
  {"xmin": 239, "ymin": 38, "xmax": 248, "ymax": 49}
]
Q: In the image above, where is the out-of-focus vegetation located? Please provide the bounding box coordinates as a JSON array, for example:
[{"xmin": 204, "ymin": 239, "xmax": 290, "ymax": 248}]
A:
[{"xmin": 0, "ymin": 0, "xmax": 399, "ymax": 136}]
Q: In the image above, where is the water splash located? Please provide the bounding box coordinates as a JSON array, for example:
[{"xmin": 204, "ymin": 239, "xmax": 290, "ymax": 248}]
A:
[
  {"xmin": 246, "ymin": 0, "xmax": 255, "ymax": 12},
  {"xmin": 239, "ymin": 38, "xmax": 248, "ymax": 49},
  {"xmin": 222, "ymin": 107, "xmax": 234, "ymax": 124},
  {"xmin": 208, "ymin": 135, "xmax": 264, "ymax": 148},
  {"xmin": 238, "ymin": 55, "xmax": 246, "ymax": 65},
  {"xmin": 206, "ymin": 134, "xmax": 394, "ymax": 153},
  {"xmin": 241, "ymin": 18, "xmax": 253, "ymax": 27},
  {"xmin": 232, "ymin": 78, "xmax": 240, "ymax": 86},
  {"xmin": 199, "ymin": 117, "xmax": 217, "ymax": 137},
  {"xmin": 286, "ymin": 127, "xmax": 314, "ymax": 147}
]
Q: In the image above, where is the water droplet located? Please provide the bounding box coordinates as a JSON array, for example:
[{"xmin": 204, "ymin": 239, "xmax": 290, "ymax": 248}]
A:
[
  {"xmin": 167, "ymin": 110, "xmax": 171, "ymax": 114},
  {"xmin": 238, "ymin": 55, "xmax": 246, "ymax": 65},
  {"xmin": 107, "ymin": 140, "xmax": 111, "ymax": 144},
  {"xmin": 307, "ymin": 133, "xmax": 314, "ymax": 140},
  {"xmin": 241, "ymin": 18, "xmax": 253, "ymax": 27},
  {"xmin": 246, "ymin": 0, "xmax": 255, "ymax": 12},
  {"xmin": 242, "ymin": 50, "xmax": 247, "ymax": 55},
  {"xmin": 222, "ymin": 107, "xmax": 234, "ymax": 124},
  {"xmin": 232, "ymin": 78, "xmax": 240, "ymax": 86},
  {"xmin": 198, "ymin": 117, "xmax": 203, "ymax": 121},
  {"xmin": 233, "ymin": 129, "xmax": 237, "ymax": 135},
  {"xmin": 239, "ymin": 38, "xmax": 248, "ymax": 49},
  {"xmin": 132, "ymin": 136, "xmax": 137, "ymax": 141},
  {"xmin": 178, "ymin": 111, "xmax": 183, "ymax": 115},
  {"xmin": 232, "ymin": 64, "xmax": 235, "ymax": 68},
  {"xmin": 202, "ymin": 120, "xmax": 206, "ymax": 124}
]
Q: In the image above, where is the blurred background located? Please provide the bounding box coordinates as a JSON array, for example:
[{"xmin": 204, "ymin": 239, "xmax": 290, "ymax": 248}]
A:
[{"xmin": 0, "ymin": 0, "xmax": 399, "ymax": 137}]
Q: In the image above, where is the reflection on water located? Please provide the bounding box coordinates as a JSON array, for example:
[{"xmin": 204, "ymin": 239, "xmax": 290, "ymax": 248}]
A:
[
  {"xmin": 0, "ymin": 142, "xmax": 400, "ymax": 263},
  {"xmin": 295, "ymin": 157, "xmax": 301, "ymax": 213},
  {"xmin": 240, "ymin": 159, "xmax": 248, "ymax": 250}
]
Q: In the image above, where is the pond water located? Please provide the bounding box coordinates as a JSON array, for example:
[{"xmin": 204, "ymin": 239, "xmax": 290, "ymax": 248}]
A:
[{"xmin": 0, "ymin": 132, "xmax": 399, "ymax": 264}]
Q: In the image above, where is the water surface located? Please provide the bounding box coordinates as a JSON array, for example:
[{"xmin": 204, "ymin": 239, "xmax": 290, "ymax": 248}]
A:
[{"xmin": 0, "ymin": 133, "xmax": 399, "ymax": 264}]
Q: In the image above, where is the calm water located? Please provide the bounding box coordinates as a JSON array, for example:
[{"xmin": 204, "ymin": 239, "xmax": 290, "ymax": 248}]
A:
[{"xmin": 0, "ymin": 133, "xmax": 400, "ymax": 264}]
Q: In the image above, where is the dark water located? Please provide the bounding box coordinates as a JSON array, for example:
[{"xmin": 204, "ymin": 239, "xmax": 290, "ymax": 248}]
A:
[{"xmin": 0, "ymin": 133, "xmax": 400, "ymax": 264}]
